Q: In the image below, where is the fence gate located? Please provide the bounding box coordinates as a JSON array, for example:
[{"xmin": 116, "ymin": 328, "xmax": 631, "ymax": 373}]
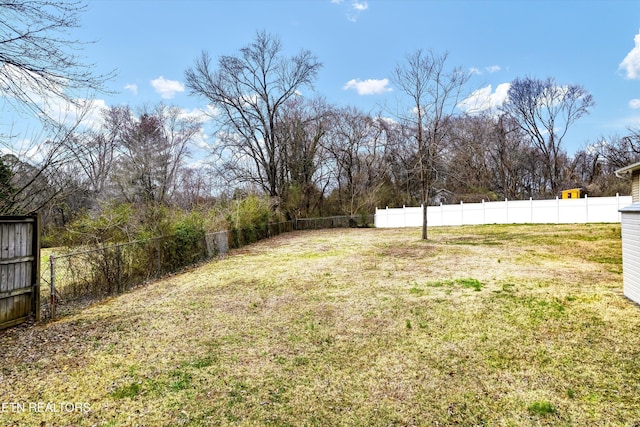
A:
[{"xmin": 0, "ymin": 215, "xmax": 40, "ymax": 330}]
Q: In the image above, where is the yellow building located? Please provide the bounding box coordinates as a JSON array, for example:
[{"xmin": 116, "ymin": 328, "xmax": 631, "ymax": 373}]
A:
[{"xmin": 561, "ymin": 188, "xmax": 583, "ymax": 199}]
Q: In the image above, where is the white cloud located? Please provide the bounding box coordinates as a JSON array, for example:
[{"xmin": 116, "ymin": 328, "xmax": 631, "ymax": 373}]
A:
[
  {"xmin": 37, "ymin": 96, "xmax": 108, "ymax": 130},
  {"xmin": 458, "ymin": 83, "xmax": 511, "ymax": 114},
  {"xmin": 620, "ymin": 31, "xmax": 640, "ymax": 79},
  {"xmin": 2, "ymin": 138, "xmax": 45, "ymax": 163},
  {"xmin": 469, "ymin": 65, "xmax": 500, "ymax": 76},
  {"xmin": 124, "ymin": 83, "xmax": 138, "ymax": 95},
  {"xmin": 150, "ymin": 76, "xmax": 185, "ymax": 99},
  {"xmin": 352, "ymin": 1, "xmax": 368, "ymax": 11},
  {"xmin": 630, "ymin": 98, "xmax": 640, "ymax": 109},
  {"xmin": 178, "ymin": 106, "xmax": 218, "ymax": 127},
  {"xmin": 175, "ymin": 106, "xmax": 218, "ymax": 151},
  {"xmin": 79, "ymin": 98, "xmax": 108, "ymax": 129},
  {"xmin": 343, "ymin": 78, "xmax": 391, "ymax": 95},
  {"xmin": 332, "ymin": 0, "xmax": 368, "ymax": 22}
]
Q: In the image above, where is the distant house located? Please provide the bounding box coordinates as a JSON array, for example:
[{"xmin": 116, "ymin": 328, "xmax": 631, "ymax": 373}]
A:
[
  {"xmin": 616, "ymin": 162, "xmax": 640, "ymax": 305},
  {"xmin": 432, "ymin": 188, "xmax": 454, "ymax": 205},
  {"xmin": 615, "ymin": 161, "xmax": 640, "ymax": 202},
  {"xmin": 561, "ymin": 188, "xmax": 586, "ymax": 199}
]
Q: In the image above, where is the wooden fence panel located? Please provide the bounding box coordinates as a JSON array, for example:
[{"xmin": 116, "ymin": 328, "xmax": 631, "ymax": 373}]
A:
[{"xmin": 0, "ymin": 215, "xmax": 40, "ymax": 329}]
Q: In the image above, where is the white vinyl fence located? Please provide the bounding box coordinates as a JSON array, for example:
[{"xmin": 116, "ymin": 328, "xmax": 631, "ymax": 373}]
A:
[{"xmin": 375, "ymin": 195, "xmax": 633, "ymax": 228}]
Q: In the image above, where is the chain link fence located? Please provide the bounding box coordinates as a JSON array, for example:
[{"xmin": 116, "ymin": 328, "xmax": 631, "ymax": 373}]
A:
[{"xmin": 39, "ymin": 216, "xmax": 372, "ymax": 320}]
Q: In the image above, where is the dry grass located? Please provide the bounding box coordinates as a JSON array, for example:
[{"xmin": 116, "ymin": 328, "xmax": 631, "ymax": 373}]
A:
[{"xmin": 1, "ymin": 223, "xmax": 640, "ymax": 426}]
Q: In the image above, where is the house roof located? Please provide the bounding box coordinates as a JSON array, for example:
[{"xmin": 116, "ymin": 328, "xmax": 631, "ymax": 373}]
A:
[
  {"xmin": 620, "ymin": 201, "xmax": 640, "ymax": 213},
  {"xmin": 615, "ymin": 161, "xmax": 640, "ymax": 177}
]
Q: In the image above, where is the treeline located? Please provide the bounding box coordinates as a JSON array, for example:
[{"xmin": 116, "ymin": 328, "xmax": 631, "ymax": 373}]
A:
[{"xmin": 0, "ymin": 32, "xmax": 637, "ymax": 245}]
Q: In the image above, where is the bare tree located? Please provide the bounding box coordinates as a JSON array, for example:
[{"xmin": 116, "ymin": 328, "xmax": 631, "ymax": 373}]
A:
[
  {"xmin": 184, "ymin": 31, "xmax": 322, "ymax": 204},
  {"xmin": 573, "ymin": 127, "xmax": 640, "ymax": 196},
  {"xmin": 0, "ymin": 0, "xmax": 112, "ymax": 126},
  {"xmin": 109, "ymin": 104, "xmax": 202, "ymax": 205},
  {"xmin": 0, "ymin": 117, "xmax": 86, "ymax": 215},
  {"xmin": 501, "ymin": 77, "xmax": 594, "ymax": 196},
  {"xmin": 488, "ymin": 115, "xmax": 538, "ymax": 199},
  {"xmin": 64, "ymin": 106, "xmax": 126, "ymax": 204},
  {"xmin": 595, "ymin": 127, "xmax": 640, "ymax": 171},
  {"xmin": 392, "ymin": 50, "xmax": 470, "ymax": 239},
  {"xmin": 324, "ymin": 106, "xmax": 389, "ymax": 216},
  {"xmin": 276, "ymin": 97, "xmax": 331, "ymax": 217},
  {"xmin": 0, "ymin": 0, "xmax": 113, "ymax": 223},
  {"xmin": 444, "ymin": 115, "xmax": 496, "ymax": 202},
  {"xmin": 173, "ymin": 166, "xmax": 215, "ymax": 209}
]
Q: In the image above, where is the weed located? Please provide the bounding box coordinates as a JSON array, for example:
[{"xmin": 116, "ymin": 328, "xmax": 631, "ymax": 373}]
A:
[
  {"xmin": 169, "ymin": 370, "xmax": 192, "ymax": 391},
  {"xmin": 409, "ymin": 285, "xmax": 424, "ymax": 295},
  {"xmin": 426, "ymin": 280, "xmax": 449, "ymax": 288},
  {"xmin": 111, "ymin": 382, "xmax": 141, "ymax": 399},
  {"xmin": 455, "ymin": 278, "xmax": 483, "ymax": 291},
  {"xmin": 191, "ymin": 356, "xmax": 216, "ymax": 369},
  {"xmin": 528, "ymin": 401, "xmax": 556, "ymax": 416},
  {"xmin": 292, "ymin": 356, "xmax": 309, "ymax": 366}
]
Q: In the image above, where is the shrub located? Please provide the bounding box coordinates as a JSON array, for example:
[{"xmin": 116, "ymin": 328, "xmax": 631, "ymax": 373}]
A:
[
  {"xmin": 55, "ymin": 197, "xmax": 286, "ymax": 301},
  {"xmin": 226, "ymin": 195, "xmax": 276, "ymax": 248},
  {"xmin": 161, "ymin": 212, "xmax": 206, "ymax": 270},
  {"xmin": 63, "ymin": 203, "xmax": 135, "ymax": 245}
]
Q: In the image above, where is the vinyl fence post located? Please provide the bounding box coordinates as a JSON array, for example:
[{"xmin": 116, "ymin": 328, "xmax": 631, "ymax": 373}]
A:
[
  {"xmin": 49, "ymin": 253, "xmax": 56, "ymax": 320},
  {"xmin": 585, "ymin": 194, "xmax": 589, "ymax": 223},
  {"xmin": 505, "ymin": 198, "xmax": 509, "ymax": 224},
  {"xmin": 530, "ymin": 197, "xmax": 534, "ymax": 223},
  {"xmin": 482, "ymin": 200, "xmax": 486, "ymax": 225},
  {"xmin": 386, "ymin": 206, "xmax": 389, "ymax": 228},
  {"xmin": 403, "ymin": 205, "xmax": 406, "ymax": 227}
]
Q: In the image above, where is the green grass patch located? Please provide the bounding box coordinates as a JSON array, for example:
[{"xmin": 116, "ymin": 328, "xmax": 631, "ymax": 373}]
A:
[
  {"xmin": 455, "ymin": 277, "xmax": 483, "ymax": 291},
  {"xmin": 110, "ymin": 382, "xmax": 141, "ymax": 399},
  {"xmin": 422, "ymin": 277, "xmax": 483, "ymax": 291},
  {"xmin": 528, "ymin": 400, "xmax": 557, "ymax": 416},
  {"xmin": 169, "ymin": 370, "xmax": 192, "ymax": 391}
]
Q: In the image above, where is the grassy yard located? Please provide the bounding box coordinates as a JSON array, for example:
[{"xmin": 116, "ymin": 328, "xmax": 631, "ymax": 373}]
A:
[{"xmin": 1, "ymin": 223, "xmax": 639, "ymax": 426}]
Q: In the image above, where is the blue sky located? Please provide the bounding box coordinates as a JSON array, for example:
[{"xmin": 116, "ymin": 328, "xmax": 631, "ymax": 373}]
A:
[{"xmin": 7, "ymin": 0, "xmax": 640, "ymax": 156}]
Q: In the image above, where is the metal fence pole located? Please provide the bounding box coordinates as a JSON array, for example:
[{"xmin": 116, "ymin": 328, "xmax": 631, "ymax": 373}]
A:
[
  {"xmin": 116, "ymin": 244, "xmax": 122, "ymax": 293},
  {"xmin": 49, "ymin": 253, "xmax": 56, "ymax": 320},
  {"xmin": 157, "ymin": 238, "xmax": 162, "ymax": 276}
]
